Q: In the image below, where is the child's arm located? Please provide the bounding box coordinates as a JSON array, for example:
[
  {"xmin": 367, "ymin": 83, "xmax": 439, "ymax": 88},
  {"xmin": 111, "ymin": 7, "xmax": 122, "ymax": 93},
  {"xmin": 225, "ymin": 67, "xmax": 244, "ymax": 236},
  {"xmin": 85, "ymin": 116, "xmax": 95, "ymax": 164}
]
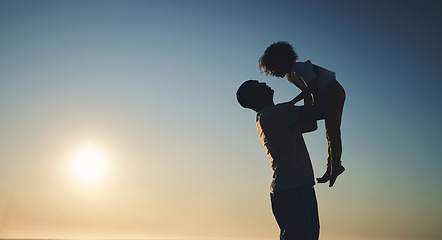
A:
[
  {"xmin": 287, "ymin": 65, "xmax": 320, "ymax": 105},
  {"xmin": 287, "ymin": 90, "xmax": 310, "ymax": 105},
  {"xmin": 281, "ymin": 81, "xmax": 315, "ymax": 106}
]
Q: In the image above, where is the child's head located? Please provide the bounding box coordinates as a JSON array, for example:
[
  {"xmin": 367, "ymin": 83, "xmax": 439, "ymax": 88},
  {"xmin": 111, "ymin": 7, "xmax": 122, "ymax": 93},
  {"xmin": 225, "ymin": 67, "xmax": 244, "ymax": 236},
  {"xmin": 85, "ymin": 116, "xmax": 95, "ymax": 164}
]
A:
[{"xmin": 259, "ymin": 41, "xmax": 299, "ymax": 78}]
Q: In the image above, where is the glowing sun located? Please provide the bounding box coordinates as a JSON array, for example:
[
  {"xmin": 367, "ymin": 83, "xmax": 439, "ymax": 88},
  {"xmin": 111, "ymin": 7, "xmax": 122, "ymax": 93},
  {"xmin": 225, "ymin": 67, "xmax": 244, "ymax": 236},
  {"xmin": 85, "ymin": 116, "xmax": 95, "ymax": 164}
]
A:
[{"xmin": 71, "ymin": 144, "xmax": 108, "ymax": 183}]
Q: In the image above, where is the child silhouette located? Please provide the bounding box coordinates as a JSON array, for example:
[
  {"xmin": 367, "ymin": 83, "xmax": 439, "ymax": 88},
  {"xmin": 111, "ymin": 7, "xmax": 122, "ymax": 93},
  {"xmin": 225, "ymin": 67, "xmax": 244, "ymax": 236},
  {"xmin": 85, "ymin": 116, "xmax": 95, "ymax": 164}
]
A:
[{"xmin": 259, "ymin": 41, "xmax": 346, "ymax": 187}]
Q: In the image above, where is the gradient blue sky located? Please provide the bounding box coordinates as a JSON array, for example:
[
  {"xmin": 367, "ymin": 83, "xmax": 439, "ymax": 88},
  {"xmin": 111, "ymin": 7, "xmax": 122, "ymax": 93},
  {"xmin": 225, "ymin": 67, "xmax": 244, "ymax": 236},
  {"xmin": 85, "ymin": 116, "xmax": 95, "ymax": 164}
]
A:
[{"xmin": 1, "ymin": 1, "xmax": 441, "ymax": 240}]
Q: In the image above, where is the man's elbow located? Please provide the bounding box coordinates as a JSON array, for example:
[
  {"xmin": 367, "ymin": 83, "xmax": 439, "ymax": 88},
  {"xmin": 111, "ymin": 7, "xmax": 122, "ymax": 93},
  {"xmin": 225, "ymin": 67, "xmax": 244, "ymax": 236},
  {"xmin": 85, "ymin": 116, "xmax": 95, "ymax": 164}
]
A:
[{"xmin": 300, "ymin": 121, "xmax": 318, "ymax": 133}]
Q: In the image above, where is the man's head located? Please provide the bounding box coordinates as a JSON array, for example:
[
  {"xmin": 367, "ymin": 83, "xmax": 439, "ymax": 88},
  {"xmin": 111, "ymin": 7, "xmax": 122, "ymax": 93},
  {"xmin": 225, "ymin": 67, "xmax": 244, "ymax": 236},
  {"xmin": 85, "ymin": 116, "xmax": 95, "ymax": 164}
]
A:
[
  {"xmin": 259, "ymin": 41, "xmax": 299, "ymax": 78},
  {"xmin": 236, "ymin": 80, "xmax": 274, "ymax": 112}
]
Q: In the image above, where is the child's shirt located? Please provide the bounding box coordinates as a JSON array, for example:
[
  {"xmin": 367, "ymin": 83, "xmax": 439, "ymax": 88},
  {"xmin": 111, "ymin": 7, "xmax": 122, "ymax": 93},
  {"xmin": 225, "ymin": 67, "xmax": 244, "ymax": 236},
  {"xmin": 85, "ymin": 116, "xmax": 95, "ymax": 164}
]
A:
[{"xmin": 287, "ymin": 60, "xmax": 336, "ymax": 93}]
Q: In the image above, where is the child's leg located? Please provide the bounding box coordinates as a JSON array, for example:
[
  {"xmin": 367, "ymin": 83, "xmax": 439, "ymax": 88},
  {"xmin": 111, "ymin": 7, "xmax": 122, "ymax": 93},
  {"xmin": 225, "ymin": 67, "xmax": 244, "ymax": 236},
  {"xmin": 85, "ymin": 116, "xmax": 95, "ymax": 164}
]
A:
[{"xmin": 317, "ymin": 80, "xmax": 346, "ymax": 187}]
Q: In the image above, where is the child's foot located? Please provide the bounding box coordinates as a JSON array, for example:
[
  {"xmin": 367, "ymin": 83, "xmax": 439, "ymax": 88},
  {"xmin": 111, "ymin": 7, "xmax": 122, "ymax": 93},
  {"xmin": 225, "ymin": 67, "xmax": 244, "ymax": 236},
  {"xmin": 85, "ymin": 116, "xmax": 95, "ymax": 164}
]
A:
[
  {"xmin": 316, "ymin": 165, "xmax": 331, "ymax": 184},
  {"xmin": 328, "ymin": 165, "xmax": 345, "ymax": 187}
]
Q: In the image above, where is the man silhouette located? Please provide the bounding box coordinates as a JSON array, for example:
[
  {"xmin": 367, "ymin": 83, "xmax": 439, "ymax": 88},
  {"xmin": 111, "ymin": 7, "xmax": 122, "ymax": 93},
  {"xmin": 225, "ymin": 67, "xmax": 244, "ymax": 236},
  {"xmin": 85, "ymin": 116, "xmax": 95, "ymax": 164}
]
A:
[{"xmin": 237, "ymin": 80, "xmax": 320, "ymax": 240}]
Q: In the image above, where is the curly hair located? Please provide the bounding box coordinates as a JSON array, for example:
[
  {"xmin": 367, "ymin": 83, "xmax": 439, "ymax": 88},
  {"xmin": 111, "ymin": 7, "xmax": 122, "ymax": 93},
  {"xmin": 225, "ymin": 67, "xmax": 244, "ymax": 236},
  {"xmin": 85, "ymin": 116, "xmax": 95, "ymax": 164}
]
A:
[{"xmin": 259, "ymin": 41, "xmax": 299, "ymax": 76}]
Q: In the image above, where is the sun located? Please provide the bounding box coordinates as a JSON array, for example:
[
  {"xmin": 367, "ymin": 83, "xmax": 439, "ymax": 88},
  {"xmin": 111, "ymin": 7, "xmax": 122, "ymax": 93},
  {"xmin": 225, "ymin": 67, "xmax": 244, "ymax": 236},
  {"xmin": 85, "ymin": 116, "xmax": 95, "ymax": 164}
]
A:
[{"xmin": 71, "ymin": 143, "xmax": 108, "ymax": 184}]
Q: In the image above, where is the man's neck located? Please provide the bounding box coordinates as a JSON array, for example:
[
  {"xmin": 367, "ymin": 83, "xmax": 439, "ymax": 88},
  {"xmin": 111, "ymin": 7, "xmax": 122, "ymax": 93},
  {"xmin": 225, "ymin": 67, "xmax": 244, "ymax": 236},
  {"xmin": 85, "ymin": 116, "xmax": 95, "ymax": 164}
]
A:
[{"xmin": 256, "ymin": 102, "xmax": 274, "ymax": 112}]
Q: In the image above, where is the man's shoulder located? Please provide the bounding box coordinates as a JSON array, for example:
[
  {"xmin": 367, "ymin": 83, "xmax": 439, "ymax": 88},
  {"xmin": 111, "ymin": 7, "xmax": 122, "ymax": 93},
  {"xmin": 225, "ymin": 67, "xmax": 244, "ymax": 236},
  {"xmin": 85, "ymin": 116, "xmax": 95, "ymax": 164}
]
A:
[{"xmin": 259, "ymin": 104, "xmax": 296, "ymax": 115}]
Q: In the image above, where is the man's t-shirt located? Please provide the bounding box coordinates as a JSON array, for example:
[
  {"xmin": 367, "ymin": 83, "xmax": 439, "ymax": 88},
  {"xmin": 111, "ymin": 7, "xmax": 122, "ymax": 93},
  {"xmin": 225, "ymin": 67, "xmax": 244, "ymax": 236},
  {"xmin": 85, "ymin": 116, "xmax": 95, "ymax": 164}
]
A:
[{"xmin": 256, "ymin": 104, "xmax": 315, "ymax": 193}]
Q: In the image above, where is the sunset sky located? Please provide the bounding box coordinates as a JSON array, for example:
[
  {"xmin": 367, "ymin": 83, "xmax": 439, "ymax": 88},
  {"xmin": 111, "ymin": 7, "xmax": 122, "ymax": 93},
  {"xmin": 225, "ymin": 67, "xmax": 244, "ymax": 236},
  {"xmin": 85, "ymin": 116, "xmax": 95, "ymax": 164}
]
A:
[{"xmin": 1, "ymin": 1, "xmax": 441, "ymax": 240}]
